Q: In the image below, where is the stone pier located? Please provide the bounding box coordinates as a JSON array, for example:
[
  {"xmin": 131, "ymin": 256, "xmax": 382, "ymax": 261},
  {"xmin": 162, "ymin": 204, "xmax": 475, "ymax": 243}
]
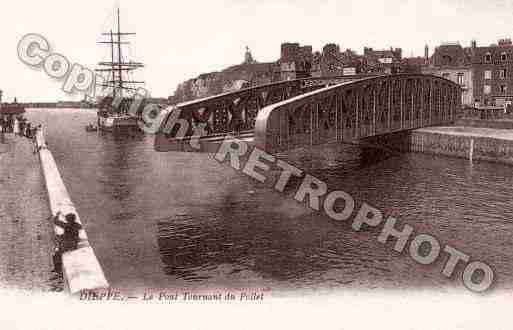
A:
[{"xmin": 35, "ymin": 129, "xmax": 109, "ymax": 294}]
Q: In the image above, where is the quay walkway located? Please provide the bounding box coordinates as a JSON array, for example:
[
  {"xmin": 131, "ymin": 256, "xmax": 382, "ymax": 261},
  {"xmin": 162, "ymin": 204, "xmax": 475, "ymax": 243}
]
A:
[
  {"xmin": 0, "ymin": 132, "xmax": 108, "ymax": 294},
  {"xmin": 0, "ymin": 134, "xmax": 55, "ymax": 290}
]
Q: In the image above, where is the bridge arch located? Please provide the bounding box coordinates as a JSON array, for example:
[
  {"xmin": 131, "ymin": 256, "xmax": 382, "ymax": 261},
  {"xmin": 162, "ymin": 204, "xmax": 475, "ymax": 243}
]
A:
[{"xmin": 254, "ymin": 74, "xmax": 461, "ymax": 154}]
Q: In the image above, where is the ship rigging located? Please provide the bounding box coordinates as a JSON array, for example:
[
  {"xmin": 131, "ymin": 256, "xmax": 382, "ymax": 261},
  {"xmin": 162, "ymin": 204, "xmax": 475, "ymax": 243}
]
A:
[{"xmin": 95, "ymin": 7, "xmax": 144, "ymax": 132}]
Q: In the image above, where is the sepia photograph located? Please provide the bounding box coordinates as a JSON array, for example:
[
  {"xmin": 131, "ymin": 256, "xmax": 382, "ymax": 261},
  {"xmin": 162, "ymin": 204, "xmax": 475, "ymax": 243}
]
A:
[{"xmin": 1, "ymin": 0, "xmax": 512, "ymax": 329}]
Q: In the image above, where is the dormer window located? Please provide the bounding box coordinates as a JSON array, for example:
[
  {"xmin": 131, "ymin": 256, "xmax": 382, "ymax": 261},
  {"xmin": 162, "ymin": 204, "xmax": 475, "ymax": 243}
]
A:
[
  {"xmin": 501, "ymin": 52, "xmax": 508, "ymax": 61},
  {"xmin": 485, "ymin": 53, "xmax": 492, "ymax": 63},
  {"xmin": 441, "ymin": 55, "xmax": 452, "ymax": 65}
]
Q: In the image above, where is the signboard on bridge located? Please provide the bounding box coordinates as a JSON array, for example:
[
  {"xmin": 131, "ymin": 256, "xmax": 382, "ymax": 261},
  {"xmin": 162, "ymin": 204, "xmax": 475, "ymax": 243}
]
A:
[{"xmin": 378, "ymin": 57, "xmax": 393, "ymax": 64}]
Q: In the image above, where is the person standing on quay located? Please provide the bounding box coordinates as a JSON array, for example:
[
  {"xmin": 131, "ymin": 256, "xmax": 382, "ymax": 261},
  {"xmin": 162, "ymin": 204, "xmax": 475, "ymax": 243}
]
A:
[
  {"xmin": 32, "ymin": 125, "xmax": 41, "ymax": 154},
  {"xmin": 13, "ymin": 117, "xmax": 19, "ymax": 136},
  {"xmin": 0, "ymin": 117, "xmax": 4, "ymax": 144},
  {"xmin": 25, "ymin": 122, "xmax": 31, "ymax": 138},
  {"xmin": 19, "ymin": 119, "xmax": 25, "ymax": 137}
]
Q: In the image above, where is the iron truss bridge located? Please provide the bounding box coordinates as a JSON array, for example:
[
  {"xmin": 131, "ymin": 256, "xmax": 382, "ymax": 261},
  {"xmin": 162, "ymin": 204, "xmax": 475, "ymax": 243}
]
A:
[{"xmin": 154, "ymin": 74, "xmax": 461, "ymax": 154}]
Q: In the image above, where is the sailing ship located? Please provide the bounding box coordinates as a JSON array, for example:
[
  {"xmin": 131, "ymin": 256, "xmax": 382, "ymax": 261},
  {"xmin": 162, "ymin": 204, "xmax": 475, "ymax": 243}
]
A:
[{"xmin": 95, "ymin": 8, "xmax": 144, "ymax": 132}]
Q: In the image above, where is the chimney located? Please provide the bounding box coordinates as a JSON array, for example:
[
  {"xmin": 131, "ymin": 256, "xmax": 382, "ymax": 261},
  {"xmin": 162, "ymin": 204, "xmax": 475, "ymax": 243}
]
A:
[
  {"xmin": 424, "ymin": 44, "xmax": 429, "ymax": 61},
  {"xmin": 0, "ymin": 90, "xmax": 3, "ymax": 104},
  {"xmin": 471, "ymin": 40, "xmax": 477, "ymax": 49}
]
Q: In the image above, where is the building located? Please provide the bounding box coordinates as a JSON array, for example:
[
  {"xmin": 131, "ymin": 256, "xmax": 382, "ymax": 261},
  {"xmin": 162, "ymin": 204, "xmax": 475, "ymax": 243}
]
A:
[
  {"xmin": 400, "ymin": 50, "xmax": 428, "ymax": 74},
  {"xmin": 339, "ymin": 49, "xmax": 365, "ymax": 75},
  {"xmin": 363, "ymin": 47, "xmax": 402, "ymax": 74},
  {"xmin": 244, "ymin": 46, "xmax": 256, "ymax": 65},
  {"xmin": 422, "ymin": 42, "xmax": 473, "ymax": 106},
  {"xmin": 309, "ymin": 44, "xmax": 365, "ymax": 77},
  {"xmin": 279, "ymin": 43, "xmax": 313, "ymax": 80},
  {"xmin": 316, "ymin": 44, "xmax": 344, "ymax": 77},
  {"xmin": 470, "ymin": 38, "xmax": 513, "ymax": 107},
  {"xmin": 424, "ymin": 38, "xmax": 513, "ymax": 107}
]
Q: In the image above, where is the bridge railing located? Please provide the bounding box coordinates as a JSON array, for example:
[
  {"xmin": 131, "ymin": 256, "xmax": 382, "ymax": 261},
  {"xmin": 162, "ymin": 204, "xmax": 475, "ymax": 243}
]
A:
[
  {"xmin": 254, "ymin": 74, "xmax": 462, "ymax": 153},
  {"xmin": 154, "ymin": 75, "xmax": 379, "ymax": 152}
]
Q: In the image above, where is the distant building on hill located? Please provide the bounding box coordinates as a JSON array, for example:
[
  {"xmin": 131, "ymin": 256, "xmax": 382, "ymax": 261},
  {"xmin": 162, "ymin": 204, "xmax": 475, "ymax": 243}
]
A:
[
  {"xmin": 244, "ymin": 46, "xmax": 256, "ymax": 65},
  {"xmin": 171, "ymin": 47, "xmax": 280, "ymax": 103}
]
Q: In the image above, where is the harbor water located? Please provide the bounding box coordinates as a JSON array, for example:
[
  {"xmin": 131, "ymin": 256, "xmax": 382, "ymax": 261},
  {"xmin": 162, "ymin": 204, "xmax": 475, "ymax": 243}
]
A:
[{"xmin": 7, "ymin": 108, "xmax": 513, "ymax": 294}]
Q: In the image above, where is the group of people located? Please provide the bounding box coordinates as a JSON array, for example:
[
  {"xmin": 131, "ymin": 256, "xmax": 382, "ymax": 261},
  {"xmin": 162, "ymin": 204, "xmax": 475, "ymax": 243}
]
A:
[
  {"xmin": 14, "ymin": 116, "xmax": 39, "ymax": 139},
  {"xmin": 0, "ymin": 115, "xmax": 39, "ymax": 138},
  {"xmin": 0, "ymin": 115, "xmax": 42, "ymax": 153}
]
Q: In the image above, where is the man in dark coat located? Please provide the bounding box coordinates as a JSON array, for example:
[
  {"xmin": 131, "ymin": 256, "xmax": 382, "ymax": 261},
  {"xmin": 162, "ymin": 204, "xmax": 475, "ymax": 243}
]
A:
[{"xmin": 53, "ymin": 211, "xmax": 83, "ymax": 252}]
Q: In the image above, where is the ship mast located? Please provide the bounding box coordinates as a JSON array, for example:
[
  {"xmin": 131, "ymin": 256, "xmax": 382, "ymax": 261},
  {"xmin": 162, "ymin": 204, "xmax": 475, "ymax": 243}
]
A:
[
  {"xmin": 96, "ymin": 7, "xmax": 144, "ymax": 113},
  {"xmin": 117, "ymin": 8, "xmax": 123, "ymax": 96}
]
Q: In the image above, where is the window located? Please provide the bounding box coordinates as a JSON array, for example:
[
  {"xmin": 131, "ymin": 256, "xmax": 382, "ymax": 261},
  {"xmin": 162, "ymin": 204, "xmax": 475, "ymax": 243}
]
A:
[
  {"xmin": 484, "ymin": 85, "xmax": 491, "ymax": 94},
  {"xmin": 441, "ymin": 55, "xmax": 452, "ymax": 65},
  {"xmin": 484, "ymin": 70, "xmax": 492, "ymax": 80},
  {"xmin": 501, "ymin": 52, "xmax": 507, "ymax": 61},
  {"xmin": 485, "ymin": 53, "xmax": 492, "ymax": 63},
  {"xmin": 500, "ymin": 69, "xmax": 507, "ymax": 79},
  {"xmin": 501, "ymin": 85, "xmax": 507, "ymax": 93},
  {"xmin": 457, "ymin": 73, "xmax": 464, "ymax": 85}
]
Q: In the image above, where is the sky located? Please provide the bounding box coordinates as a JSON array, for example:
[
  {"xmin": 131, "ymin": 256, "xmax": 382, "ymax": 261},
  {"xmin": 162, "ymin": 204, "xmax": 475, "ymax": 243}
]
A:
[{"xmin": 1, "ymin": 0, "xmax": 512, "ymax": 102}]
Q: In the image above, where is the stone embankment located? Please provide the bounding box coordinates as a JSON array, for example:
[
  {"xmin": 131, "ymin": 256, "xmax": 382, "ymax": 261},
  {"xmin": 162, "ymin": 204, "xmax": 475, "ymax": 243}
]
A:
[
  {"xmin": 35, "ymin": 129, "xmax": 109, "ymax": 294},
  {"xmin": 410, "ymin": 126, "xmax": 513, "ymax": 165}
]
